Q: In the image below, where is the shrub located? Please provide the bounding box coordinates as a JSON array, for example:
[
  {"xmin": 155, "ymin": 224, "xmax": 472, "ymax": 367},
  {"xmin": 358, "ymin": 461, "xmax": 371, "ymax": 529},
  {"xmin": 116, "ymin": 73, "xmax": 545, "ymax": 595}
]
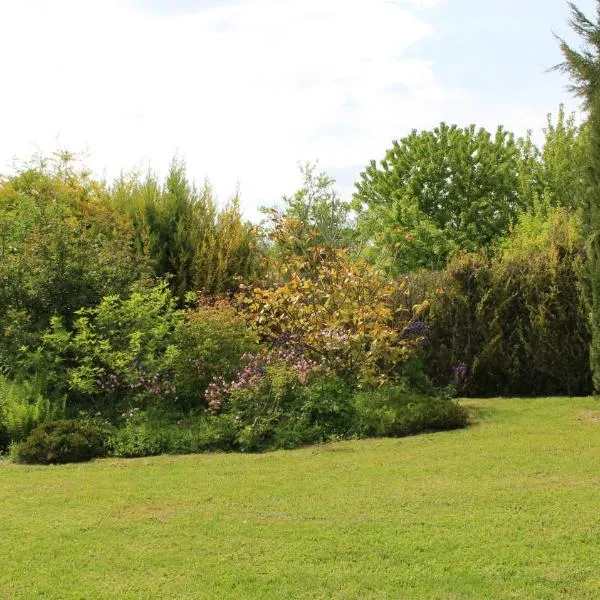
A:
[
  {"xmin": 107, "ymin": 412, "xmax": 238, "ymax": 458},
  {"xmin": 29, "ymin": 282, "xmax": 185, "ymax": 417},
  {"xmin": 241, "ymin": 244, "xmax": 427, "ymax": 387},
  {"xmin": 173, "ymin": 297, "xmax": 259, "ymax": 411},
  {"xmin": 420, "ymin": 208, "xmax": 591, "ymax": 396},
  {"xmin": 206, "ymin": 354, "xmax": 360, "ymax": 452},
  {"xmin": 272, "ymin": 377, "xmax": 357, "ymax": 449},
  {"xmin": 0, "ymin": 160, "xmax": 145, "ymax": 376},
  {"xmin": 221, "ymin": 361, "xmax": 308, "ymax": 451},
  {"xmin": 104, "ymin": 375, "xmax": 467, "ymax": 459},
  {"xmin": 353, "ymin": 385, "xmax": 468, "ymax": 438},
  {"xmin": 14, "ymin": 420, "xmax": 108, "ymax": 464}
]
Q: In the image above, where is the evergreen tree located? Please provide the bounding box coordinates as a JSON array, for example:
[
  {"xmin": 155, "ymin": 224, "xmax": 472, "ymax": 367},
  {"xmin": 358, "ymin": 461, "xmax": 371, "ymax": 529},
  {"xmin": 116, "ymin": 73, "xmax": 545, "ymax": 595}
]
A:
[{"xmin": 556, "ymin": 1, "xmax": 600, "ymax": 389}]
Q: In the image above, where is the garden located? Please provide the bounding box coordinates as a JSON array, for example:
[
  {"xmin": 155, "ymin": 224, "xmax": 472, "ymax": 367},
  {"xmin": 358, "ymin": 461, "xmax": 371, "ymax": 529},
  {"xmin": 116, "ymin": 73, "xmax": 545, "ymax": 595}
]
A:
[{"xmin": 2, "ymin": 1, "xmax": 600, "ymax": 596}]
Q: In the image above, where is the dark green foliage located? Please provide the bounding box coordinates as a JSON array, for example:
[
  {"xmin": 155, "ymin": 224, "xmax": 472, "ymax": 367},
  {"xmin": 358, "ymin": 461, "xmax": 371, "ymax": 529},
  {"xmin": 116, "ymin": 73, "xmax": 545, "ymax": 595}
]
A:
[
  {"xmin": 15, "ymin": 420, "xmax": 108, "ymax": 464},
  {"xmin": 269, "ymin": 376, "xmax": 358, "ymax": 450},
  {"xmin": 556, "ymin": 2, "xmax": 600, "ymax": 390},
  {"xmin": 106, "ymin": 378, "xmax": 467, "ymax": 458},
  {"xmin": 422, "ymin": 209, "xmax": 591, "ymax": 396}
]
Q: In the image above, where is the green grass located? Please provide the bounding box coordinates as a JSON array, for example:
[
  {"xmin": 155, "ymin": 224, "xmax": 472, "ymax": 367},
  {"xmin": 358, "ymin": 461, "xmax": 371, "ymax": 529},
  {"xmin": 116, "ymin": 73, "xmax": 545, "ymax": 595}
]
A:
[{"xmin": 1, "ymin": 397, "xmax": 600, "ymax": 599}]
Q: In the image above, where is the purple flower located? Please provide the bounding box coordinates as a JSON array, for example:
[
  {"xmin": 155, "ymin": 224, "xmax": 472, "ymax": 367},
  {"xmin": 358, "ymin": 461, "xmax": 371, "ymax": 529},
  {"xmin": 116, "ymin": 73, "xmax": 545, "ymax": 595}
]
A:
[
  {"xmin": 403, "ymin": 320, "xmax": 430, "ymax": 338},
  {"xmin": 453, "ymin": 362, "xmax": 468, "ymax": 382}
]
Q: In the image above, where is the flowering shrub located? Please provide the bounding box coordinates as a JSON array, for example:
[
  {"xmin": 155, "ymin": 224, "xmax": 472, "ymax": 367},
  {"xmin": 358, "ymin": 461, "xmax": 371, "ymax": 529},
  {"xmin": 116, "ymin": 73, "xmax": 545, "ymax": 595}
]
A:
[
  {"xmin": 173, "ymin": 297, "xmax": 259, "ymax": 411},
  {"xmin": 205, "ymin": 349, "xmax": 320, "ymax": 413},
  {"xmin": 201, "ymin": 350, "xmax": 358, "ymax": 451},
  {"xmin": 239, "ymin": 244, "xmax": 428, "ymax": 386}
]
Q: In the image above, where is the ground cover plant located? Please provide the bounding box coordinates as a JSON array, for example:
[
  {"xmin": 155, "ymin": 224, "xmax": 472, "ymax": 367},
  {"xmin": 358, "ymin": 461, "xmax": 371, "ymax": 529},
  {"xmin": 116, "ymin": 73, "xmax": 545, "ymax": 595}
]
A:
[{"xmin": 1, "ymin": 397, "xmax": 600, "ymax": 599}]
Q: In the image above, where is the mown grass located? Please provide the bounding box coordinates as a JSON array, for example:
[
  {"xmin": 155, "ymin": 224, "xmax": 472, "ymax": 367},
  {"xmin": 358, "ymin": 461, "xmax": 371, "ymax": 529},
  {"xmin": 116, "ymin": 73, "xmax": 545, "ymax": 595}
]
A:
[{"xmin": 1, "ymin": 397, "xmax": 600, "ymax": 599}]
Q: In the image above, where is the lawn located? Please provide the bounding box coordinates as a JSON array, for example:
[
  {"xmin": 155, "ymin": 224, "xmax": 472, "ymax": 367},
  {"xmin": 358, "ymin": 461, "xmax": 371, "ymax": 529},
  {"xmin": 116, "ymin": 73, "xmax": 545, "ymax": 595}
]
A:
[{"xmin": 1, "ymin": 397, "xmax": 600, "ymax": 599}]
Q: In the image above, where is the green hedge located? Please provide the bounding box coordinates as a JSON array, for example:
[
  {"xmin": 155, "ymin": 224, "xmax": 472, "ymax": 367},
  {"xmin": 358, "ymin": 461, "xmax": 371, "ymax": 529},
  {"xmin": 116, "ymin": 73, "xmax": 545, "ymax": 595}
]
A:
[{"xmin": 421, "ymin": 242, "xmax": 591, "ymax": 396}]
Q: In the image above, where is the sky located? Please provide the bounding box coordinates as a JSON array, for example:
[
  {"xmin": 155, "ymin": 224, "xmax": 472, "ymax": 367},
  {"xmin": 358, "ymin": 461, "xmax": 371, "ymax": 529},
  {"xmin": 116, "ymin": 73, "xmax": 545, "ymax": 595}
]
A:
[{"xmin": 0, "ymin": 0, "xmax": 596, "ymax": 220}]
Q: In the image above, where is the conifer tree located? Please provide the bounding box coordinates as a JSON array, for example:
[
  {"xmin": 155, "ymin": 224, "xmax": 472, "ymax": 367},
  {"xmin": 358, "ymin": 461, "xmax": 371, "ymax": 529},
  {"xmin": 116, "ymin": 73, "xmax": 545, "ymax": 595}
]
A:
[{"xmin": 556, "ymin": 2, "xmax": 600, "ymax": 389}]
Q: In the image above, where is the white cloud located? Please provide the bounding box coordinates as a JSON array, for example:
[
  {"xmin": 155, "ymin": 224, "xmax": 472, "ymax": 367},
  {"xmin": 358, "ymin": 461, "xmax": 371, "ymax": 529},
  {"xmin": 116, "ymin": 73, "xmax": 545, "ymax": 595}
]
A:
[{"xmin": 0, "ymin": 0, "xmax": 463, "ymax": 218}]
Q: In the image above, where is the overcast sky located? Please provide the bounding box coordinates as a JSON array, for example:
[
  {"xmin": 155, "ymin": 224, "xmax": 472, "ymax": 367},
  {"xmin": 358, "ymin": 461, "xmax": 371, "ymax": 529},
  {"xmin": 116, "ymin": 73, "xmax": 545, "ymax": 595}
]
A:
[{"xmin": 0, "ymin": 0, "xmax": 595, "ymax": 219}]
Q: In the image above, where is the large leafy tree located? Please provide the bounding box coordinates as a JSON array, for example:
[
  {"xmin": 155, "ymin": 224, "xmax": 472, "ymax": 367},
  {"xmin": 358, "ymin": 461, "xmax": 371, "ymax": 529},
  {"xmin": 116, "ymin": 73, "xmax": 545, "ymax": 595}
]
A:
[
  {"xmin": 555, "ymin": 1, "xmax": 600, "ymax": 390},
  {"xmin": 353, "ymin": 123, "xmax": 537, "ymax": 273}
]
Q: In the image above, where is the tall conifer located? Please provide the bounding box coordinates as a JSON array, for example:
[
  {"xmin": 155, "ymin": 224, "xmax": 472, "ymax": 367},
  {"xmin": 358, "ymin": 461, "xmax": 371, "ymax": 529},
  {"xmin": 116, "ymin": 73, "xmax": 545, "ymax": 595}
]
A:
[{"xmin": 556, "ymin": 2, "xmax": 600, "ymax": 389}]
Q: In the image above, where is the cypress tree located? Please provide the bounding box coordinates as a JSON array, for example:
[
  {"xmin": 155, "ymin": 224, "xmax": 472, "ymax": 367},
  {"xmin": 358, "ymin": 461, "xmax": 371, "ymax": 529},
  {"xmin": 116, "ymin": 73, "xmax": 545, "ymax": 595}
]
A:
[{"xmin": 556, "ymin": 2, "xmax": 600, "ymax": 389}]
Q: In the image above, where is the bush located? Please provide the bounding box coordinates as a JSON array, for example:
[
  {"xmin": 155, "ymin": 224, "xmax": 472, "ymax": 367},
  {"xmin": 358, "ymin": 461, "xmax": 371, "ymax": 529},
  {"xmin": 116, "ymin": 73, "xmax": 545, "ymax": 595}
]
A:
[
  {"xmin": 173, "ymin": 298, "xmax": 259, "ymax": 411},
  {"xmin": 107, "ymin": 412, "xmax": 238, "ymax": 458},
  {"xmin": 102, "ymin": 374, "xmax": 467, "ymax": 459},
  {"xmin": 0, "ymin": 161, "xmax": 145, "ymax": 377},
  {"xmin": 28, "ymin": 282, "xmax": 185, "ymax": 417},
  {"xmin": 353, "ymin": 385, "xmax": 468, "ymax": 438},
  {"xmin": 241, "ymin": 224, "xmax": 427, "ymax": 387},
  {"xmin": 420, "ymin": 208, "xmax": 591, "ymax": 396},
  {"xmin": 15, "ymin": 420, "xmax": 108, "ymax": 464},
  {"xmin": 271, "ymin": 377, "xmax": 357, "ymax": 449},
  {"xmin": 220, "ymin": 360, "xmax": 312, "ymax": 451},
  {"xmin": 206, "ymin": 354, "xmax": 357, "ymax": 452}
]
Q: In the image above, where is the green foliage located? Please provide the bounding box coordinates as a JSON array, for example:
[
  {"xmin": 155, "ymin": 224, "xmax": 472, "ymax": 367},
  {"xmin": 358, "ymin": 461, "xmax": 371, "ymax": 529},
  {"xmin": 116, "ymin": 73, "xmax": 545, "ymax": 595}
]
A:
[
  {"xmin": 500, "ymin": 197, "xmax": 580, "ymax": 258},
  {"xmin": 202, "ymin": 356, "xmax": 465, "ymax": 455},
  {"xmin": 32, "ymin": 283, "xmax": 184, "ymax": 416},
  {"xmin": 263, "ymin": 163, "xmax": 355, "ymax": 262},
  {"xmin": 538, "ymin": 106, "xmax": 586, "ymax": 210},
  {"xmin": 14, "ymin": 419, "xmax": 108, "ymax": 464},
  {"xmin": 219, "ymin": 362, "xmax": 309, "ymax": 451},
  {"xmin": 0, "ymin": 375, "xmax": 64, "ymax": 445},
  {"xmin": 28, "ymin": 285, "xmax": 259, "ymax": 417},
  {"xmin": 221, "ymin": 370, "xmax": 358, "ymax": 452},
  {"xmin": 354, "ymin": 123, "xmax": 536, "ymax": 272},
  {"xmin": 108, "ymin": 412, "xmax": 238, "ymax": 458},
  {"xmin": 423, "ymin": 209, "xmax": 590, "ymax": 396},
  {"xmin": 353, "ymin": 385, "xmax": 468, "ymax": 438},
  {"xmin": 0, "ymin": 157, "xmax": 145, "ymax": 374},
  {"xmin": 556, "ymin": 2, "xmax": 600, "ymax": 390},
  {"xmin": 173, "ymin": 298, "xmax": 259, "ymax": 412},
  {"xmin": 270, "ymin": 376, "xmax": 358, "ymax": 450},
  {"xmin": 113, "ymin": 160, "xmax": 264, "ymax": 299}
]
